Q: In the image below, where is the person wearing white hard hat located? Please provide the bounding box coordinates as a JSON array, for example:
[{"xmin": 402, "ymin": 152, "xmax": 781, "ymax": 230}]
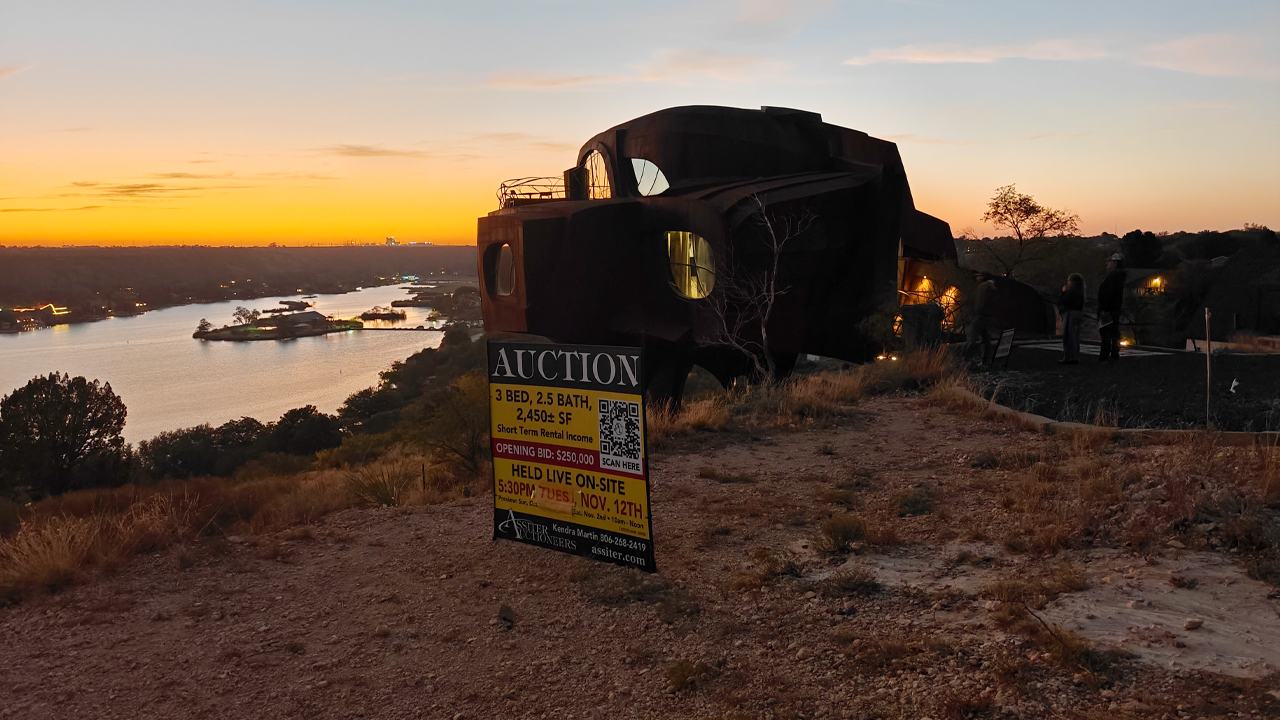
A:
[{"xmin": 1097, "ymin": 253, "xmax": 1127, "ymax": 362}]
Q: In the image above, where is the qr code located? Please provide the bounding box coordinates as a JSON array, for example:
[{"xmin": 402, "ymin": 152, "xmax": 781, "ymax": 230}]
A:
[{"xmin": 598, "ymin": 398, "xmax": 641, "ymax": 461}]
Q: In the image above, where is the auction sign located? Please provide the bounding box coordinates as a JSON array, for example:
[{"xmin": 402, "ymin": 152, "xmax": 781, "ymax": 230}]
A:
[{"xmin": 488, "ymin": 342, "xmax": 655, "ymax": 572}]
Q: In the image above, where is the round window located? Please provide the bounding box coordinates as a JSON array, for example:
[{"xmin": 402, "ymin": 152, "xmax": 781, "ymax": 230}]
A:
[
  {"xmin": 667, "ymin": 231, "xmax": 715, "ymax": 299},
  {"xmin": 583, "ymin": 150, "xmax": 611, "ymax": 200}
]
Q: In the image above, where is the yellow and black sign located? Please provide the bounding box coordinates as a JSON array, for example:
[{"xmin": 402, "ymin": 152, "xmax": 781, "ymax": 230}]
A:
[{"xmin": 488, "ymin": 341, "xmax": 654, "ymax": 572}]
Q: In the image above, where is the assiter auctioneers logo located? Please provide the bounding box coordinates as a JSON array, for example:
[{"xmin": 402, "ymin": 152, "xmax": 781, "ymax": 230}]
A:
[{"xmin": 488, "ymin": 341, "xmax": 655, "ymax": 573}]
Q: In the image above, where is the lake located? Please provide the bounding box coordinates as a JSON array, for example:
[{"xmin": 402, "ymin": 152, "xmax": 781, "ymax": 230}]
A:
[{"xmin": 0, "ymin": 284, "xmax": 450, "ymax": 444}]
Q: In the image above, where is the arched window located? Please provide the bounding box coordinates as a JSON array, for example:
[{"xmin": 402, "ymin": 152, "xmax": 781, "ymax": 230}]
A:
[
  {"xmin": 667, "ymin": 231, "xmax": 715, "ymax": 299},
  {"xmin": 485, "ymin": 243, "xmax": 516, "ymax": 297},
  {"xmin": 583, "ymin": 150, "xmax": 611, "ymax": 200},
  {"xmin": 495, "ymin": 244, "xmax": 515, "ymax": 296},
  {"xmin": 631, "ymin": 158, "xmax": 669, "ymax": 196}
]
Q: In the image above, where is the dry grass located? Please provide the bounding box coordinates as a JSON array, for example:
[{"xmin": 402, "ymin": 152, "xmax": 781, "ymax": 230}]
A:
[
  {"xmin": 654, "ymin": 347, "xmax": 962, "ymax": 440},
  {"xmin": 985, "ymin": 564, "xmax": 1089, "ymax": 621},
  {"xmin": 727, "ymin": 548, "xmax": 802, "ymax": 591},
  {"xmin": 0, "ymin": 494, "xmax": 189, "ymax": 601},
  {"xmin": 891, "ymin": 486, "xmax": 934, "ymax": 517},
  {"xmin": 1256, "ymin": 441, "xmax": 1280, "ymax": 506},
  {"xmin": 666, "ymin": 658, "xmax": 715, "ymax": 692},
  {"xmin": 776, "ymin": 371, "xmax": 872, "ymax": 419},
  {"xmin": 816, "ymin": 513, "xmax": 868, "ymax": 554},
  {"xmin": 647, "ymin": 399, "xmax": 730, "ymax": 443},
  {"xmin": 0, "ymin": 452, "xmax": 488, "ymax": 603},
  {"xmin": 696, "ymin": 466, "xmax": 758, "ymax": 484},
  {"xmin": 820, "ymin": 567, "xmax": 882, "ymax": 597}
]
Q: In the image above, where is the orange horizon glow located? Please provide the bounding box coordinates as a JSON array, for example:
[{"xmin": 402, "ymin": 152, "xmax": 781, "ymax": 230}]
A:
[{"xmin": 3, "ymin": 4, "xmax": 1277, "ymax": 247}]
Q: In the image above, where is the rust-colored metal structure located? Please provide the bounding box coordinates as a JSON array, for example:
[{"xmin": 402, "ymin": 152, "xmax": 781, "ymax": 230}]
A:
[{"xmin": 477, "ymin": 105, "xmax": 956, "ymax": 400}]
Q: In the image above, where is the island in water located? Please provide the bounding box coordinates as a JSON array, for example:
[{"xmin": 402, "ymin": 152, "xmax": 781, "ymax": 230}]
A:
[{"xmin": 193, "ymin": 310, "xmax": 362, "ymax": 341}]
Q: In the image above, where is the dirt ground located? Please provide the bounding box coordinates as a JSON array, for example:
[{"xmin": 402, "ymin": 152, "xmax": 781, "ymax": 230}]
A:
[
  {"xmin": 3, "ymin": 396, "xmax": 1279, "ymax": 720},
  {"xmin": 977, "ymin": 345, "xmax": 1280, "ymax": 431}
]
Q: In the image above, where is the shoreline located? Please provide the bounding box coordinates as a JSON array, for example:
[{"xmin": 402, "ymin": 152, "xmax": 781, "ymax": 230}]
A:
[{"xmin": 3, "ymin": 277, "xmax": 478, "ymax": 334}]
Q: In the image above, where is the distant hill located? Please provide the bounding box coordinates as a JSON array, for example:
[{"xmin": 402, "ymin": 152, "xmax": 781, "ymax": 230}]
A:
[{"xmin": 0, "ymin": 245, "xmax": 477, "ymax": 315}]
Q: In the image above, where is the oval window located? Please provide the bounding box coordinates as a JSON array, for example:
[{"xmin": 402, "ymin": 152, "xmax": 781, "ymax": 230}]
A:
[
  {"xmin": 631, "ymin": 158, "xmax": 670, "ymax": 196},
  {"xmin": 495, "ymin": 244, "xmax": 515, "ymax": 296},
  {"xmin": 583, "ymin": 150, "xmax": 611, "ymax": 200},
  {"xmin": 667, "ymin": 231, "xmax": 715, "ymax": 299}
]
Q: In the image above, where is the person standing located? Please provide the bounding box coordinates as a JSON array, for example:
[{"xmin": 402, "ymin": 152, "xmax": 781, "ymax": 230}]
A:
[
  {"xmin": 1057, "ymin": 273, "xmax": 1085, "ymax": 364},
  {"xmin": 966, "ymin": 274, "xmax": 998, "ymax": 362},
  {"xmin": 1097, "ymin": 253, "xmax": 1127, "ymax": 362}
]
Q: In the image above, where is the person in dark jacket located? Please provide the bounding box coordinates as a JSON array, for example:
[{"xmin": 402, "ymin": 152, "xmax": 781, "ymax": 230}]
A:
[
  {"xmin": 1057, "ymin": 273, "xmax": 1085, "ymax": 364},
  {"xmin": 1097, "ymin": 253, "xmax": 1127, "ymax": 362},
  {"xmin": 965, "ymin": 274, "xmax": 998, "ymax": 362}
]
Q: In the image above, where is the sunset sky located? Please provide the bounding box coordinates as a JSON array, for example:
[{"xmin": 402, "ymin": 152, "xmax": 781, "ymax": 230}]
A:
[{"xmin": 2, "ymin": 1, "xmax": 1277, "ymax": 246}]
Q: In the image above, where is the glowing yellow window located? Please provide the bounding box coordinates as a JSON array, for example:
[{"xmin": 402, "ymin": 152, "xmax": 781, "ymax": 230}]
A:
[{"xmin": 667, "ymin": 231, "xmax": 715, "ymax": 299}]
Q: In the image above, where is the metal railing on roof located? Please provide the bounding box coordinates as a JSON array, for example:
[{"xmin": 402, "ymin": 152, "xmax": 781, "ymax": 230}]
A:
[{"xmin": 497, "ymin": 176, "xmax": 564, "ymax": 209}]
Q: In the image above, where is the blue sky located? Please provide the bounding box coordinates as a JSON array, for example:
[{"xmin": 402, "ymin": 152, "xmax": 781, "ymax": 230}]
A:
[{"xmin": 2, "ymin": 0, "xmax": 1277, "ymax": 243}]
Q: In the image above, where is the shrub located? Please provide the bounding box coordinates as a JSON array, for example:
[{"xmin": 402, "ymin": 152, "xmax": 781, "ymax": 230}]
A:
[
  {"xmin": 821, "ymin": 567, "xmax": 881, "ymax": 597},
  {"xmin": 666, "ymin": 659, "xmax": 714, "ymax": 692},
  {"xmin": 892, "ymin": 487, "xmax": 934, "ymax": 517},
  {"xmin": 346, "ymin": 461, "xmax": 417, "ymax": 507},
  {"xmin": 816, "ymin": 514, "xmax": 868, "ymax": 554},
  {"xmin": 728, "ymin": 548, "xmax": 802, "ymax": 591}
]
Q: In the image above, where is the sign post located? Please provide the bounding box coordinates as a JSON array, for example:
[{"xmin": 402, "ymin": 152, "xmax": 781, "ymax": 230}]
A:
[
  {"xmin": 1205, "ymin": 308, "xmax": 1212, "ymax": 430},
  {"xmin": 993, "ymin": 328, "xmax": 1016, "ymax": 368},
  {"xmin": 488, "ymin": 342, "xmax": 655, "ymax": 572}
]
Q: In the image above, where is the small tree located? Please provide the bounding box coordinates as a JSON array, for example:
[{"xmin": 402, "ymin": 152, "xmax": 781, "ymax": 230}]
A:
[
  {"xmin": 406, "ymin": 370, "xmax": 490, "ymax": 472},
  {"xmin": 0, "ymin": 373, "xmax": 129, "ymax": 497},
  {"xmin": 708, "ymin": 195, "xmax": 813, "ymax": 381},
  {"xmin": 196, "ymin": 318, "xmax": 213, "ymax": 333},
  {"xmin": 1121, "ymin": 230, "xmax": 1163, "ymax": 267},
  {"xmin": 232, "ymin": 306, "xmax": 260, "ymax": 326},
  {"xmin": 271, "ymin": 405, "xmax": 343, "ymax": 456},
  {"xmin": 962, "ymin": 184, "xmax": 1080, "ymax": 278}
]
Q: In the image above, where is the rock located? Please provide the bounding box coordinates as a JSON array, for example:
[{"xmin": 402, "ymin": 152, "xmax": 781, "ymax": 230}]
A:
[
  {"xmin": 374, "ymin": 625, "xmax": 391, "ymax": 637},
  {"xmin": 1183, "ymin": 619, "xmax": 1203, "ymax": 630},
  {"xmin": 498, "ymin": 604, "xmax": 517, "ymax": 628},
  {"xmin": 803, "ymin": 591, "xmax": 817, "ymax": 599},
  {"xmin": 315, "ymin": 680, "xmax": 329, "ymax": 688},
  {"xmin": 1166, "ymin": 540, "xmax": 1186, "ymax": 549},
  {"xmin": 796, "ymin": 647, "xmax": 810, "ymax": 660}
]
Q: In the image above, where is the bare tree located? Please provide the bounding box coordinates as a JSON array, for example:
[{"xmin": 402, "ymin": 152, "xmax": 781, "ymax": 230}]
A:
[
  {"xmin": 708, "ymin": 195, "xmax": 813, "ymax": 381},
  {"xmin": 961, "ymin": 184, "xmax": 1080, "ymax": 278}
]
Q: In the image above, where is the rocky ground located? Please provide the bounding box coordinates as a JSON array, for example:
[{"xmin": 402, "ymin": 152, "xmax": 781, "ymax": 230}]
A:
[{"xmin": 2, "ymin": 396, "xmax": 1279, "ymax": 720}]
